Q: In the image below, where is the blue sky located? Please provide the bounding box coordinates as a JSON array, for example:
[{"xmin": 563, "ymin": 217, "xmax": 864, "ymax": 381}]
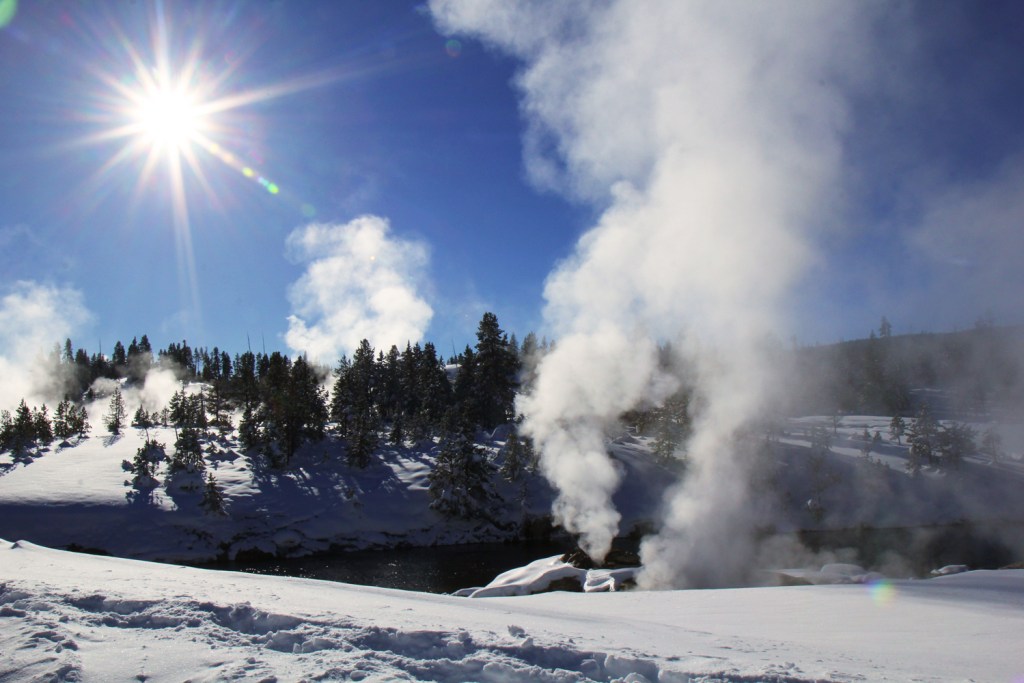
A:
[{"xmin": 1, "ymin": 0, "xmax": 1023, "ymax": 367}]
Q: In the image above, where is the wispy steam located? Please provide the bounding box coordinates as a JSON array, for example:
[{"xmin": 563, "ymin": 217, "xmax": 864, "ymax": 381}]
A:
[
  {"xmin": 0, "ymin": 281, "xmax": 92, "ymax": 411},
  {"xmin": 285, "ymin": 216, "xmax": 433, "ymax": 362},
  {"xmin": 433, "ymin": 0, "xmax": 879, "ymax": 580}
]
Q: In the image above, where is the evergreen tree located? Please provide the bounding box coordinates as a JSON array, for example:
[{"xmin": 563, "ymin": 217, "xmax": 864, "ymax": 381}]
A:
[
  {"xmin": 132, "ymin": 405, "xmax": 153, "ymax": 430},
  {"xmin": 332, "ymin": 340, "xmax": 380, "ymax": 468},
  {"xmin": 126, "ymin": 335, "xmax": 153, "ymax": 384},
  {"xmin": 123, "ymin": 439, "xmax": 164, "ymax": 488},
  {"xmin": 452, "ymin": 345, "xmax": 478, "ymax": 423},
  {"xmin": 888, "ymin": 415, "xmax": 906, "ymax": 445},
  {"xmin": 429, "ymin": 419, "xmax": 496, "ymax": 519},
  {"xmin": 73, "ymin": 404, "xmax": 91, "ymax": 438},
  {"xmin": 0, "ymin": 409, "xmax": 10, "ymax": 452},
  {"xmin": 277, "ymin": 355, "xmax": 328, "ymax": 463},
  {"xmin": 111, "ymin": 340, "xmax": 127, "ymax": 371},
  {"xmin": 651, "ymin": 389, "xmax": 692, "ymax": 463},
  {"xmin": 805, "ymin": 425, "xmax": 838, "ymax": 523},
  {"xmin": 169, "ymin": 425, "xmax": 205, "ymax": 486},
  {"xmin": 238, "ymin": 402, "xmax": 262, "ymax": 451},
  {"xmin": 32, "ymin": 405, "xmax": 53, "ymax": 447},
  {"xmin": 470, "ymin": 312, "xmax": 519, "ymax": 430},
  {"xmin": 500, "ymin": 430, "xmax": 527, "ymax": 482},
  {"xmin": 936, "ymin": 422, "xmax": 975, "ymax": 472},
  {"xmin": 105, "ymin": 386, "xmax": 127, "ymax": 435},
  {"xmin": 906, "ymin": 404, "xmax": 938, "ymax": 476},
  {"xmin": 388, "ymin": 414, "xmax": 405, "ymax": 447},
  {"xmin": 232, "ymin": 351, "xmax": 259, "ymax": 411},
  {"xmin": 200, "ymin": 473, "xmax": 227, "ymax": 515},
  {"xmin": 981, "ymin": 427, "xmax": 1004, "ymax": 464},
  {"xmin": 416, "ymin": 342, "xmax": 452, "ymax": 436},
  {"xmin": 518, "ymin": 332, "xmax": 540, "ymax": 393},
  {"xmin": 6, "ymin": 400, "xmax": 36, "ymax": 455},
  {"xmin": 54, "ymin": 398, "xmax": 75, "ymax": 441},
  {"xmin": 346, "ymin": 411, "xmax": 379, "ymax": 469}
]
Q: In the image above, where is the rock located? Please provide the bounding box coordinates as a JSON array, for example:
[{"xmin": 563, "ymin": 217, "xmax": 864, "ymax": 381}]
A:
[{"xmin": 561, "ymin": 547, "xmax": 640, "ymax": 570}]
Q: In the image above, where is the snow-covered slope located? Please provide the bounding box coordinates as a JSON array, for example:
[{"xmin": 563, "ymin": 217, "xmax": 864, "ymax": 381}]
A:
[
  {"xmin": 2, "ymin": 540, "xmax": 1022, "ymax": 682},
  {"xmin": 0, "ymin": 421, "xmax": 676, "ymax": 562}
]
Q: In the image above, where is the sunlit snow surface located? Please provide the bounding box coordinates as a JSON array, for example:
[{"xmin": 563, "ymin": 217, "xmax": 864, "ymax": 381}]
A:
[{"xmin": 2, "ymin": 540, "xmax": 1023, "ymax": 682}]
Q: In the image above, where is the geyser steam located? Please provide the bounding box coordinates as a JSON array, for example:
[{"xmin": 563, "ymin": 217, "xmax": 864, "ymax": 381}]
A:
[{"xmin": 433, "ymin": 0, "xmax": 881, "ymax": 585}]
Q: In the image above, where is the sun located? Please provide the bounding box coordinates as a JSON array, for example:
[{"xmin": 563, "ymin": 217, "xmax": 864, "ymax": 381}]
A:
[{"xmin": 131, "ymin": 85, "xmax": 204, "ymax": 153}]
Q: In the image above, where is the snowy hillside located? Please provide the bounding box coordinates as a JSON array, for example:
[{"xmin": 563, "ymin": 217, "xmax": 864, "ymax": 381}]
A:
[
  {"xmin": 2, "ymin": 540, "xmax": 1023, "ymax": 682},
  {"xmin": 0, "ymin": 406, "xmax": 676, "ymax": 563}
]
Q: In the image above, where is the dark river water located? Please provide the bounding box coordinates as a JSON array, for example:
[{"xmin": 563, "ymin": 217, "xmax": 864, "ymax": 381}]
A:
[
  {"xmin": 191, "ymin": 521, "xmax": 1023, "ymax": 594},
  {"xmin": 200, "ymin": 540, "xmax": 576, "ymax": 594}
]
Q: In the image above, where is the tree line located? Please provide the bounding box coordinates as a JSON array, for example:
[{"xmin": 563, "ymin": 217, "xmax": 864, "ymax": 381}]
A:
[{"xmin": 2, "ymin": 312, "xmax": 543, "ymax": 519}]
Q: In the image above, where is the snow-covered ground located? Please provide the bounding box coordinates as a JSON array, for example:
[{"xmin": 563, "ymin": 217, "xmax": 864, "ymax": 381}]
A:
[
  {"xmin": 0, "ymin": 411, "xmax": 676, "ymax": 562},
  {"xmin": 2, "ymin": 540, "xmax": 1023, "ymax": 682},
  {"xmin": 3, "ymin": 410, "xmax": 1024, "ymax": 680}
]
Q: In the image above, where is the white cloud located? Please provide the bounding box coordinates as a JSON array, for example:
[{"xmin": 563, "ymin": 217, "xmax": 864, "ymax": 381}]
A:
[
  {"xmin": 284, "ymin": 216, "xmax": 433, "ymax": 362},
  {"xmin": 0, "ymin": 281, "xmax": 92, "ymax": 411}
]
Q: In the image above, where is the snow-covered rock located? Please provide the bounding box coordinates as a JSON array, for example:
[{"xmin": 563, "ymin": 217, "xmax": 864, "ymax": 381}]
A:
[{"xmin": 455, "ymin": 555, "xmax": 639, "ymax": 597}]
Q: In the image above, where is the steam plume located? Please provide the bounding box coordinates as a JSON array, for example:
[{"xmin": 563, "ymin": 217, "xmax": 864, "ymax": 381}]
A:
[
  {"xmin": 433, "ymin": 0, "xmax": 879, "ymax": 580},
  {"xmin": 0, "ymin": 281, "xmax": 92, "ymax": 411},
  {"xmin": 285, "ymin": 216, "xmax": 433, "ymax": 362}
]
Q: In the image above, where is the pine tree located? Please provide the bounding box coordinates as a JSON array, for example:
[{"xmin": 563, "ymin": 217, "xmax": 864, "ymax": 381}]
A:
[
  {"xmin": 112, "ymin": 340, "xmax": 127, "ymax": 371},
  {"xmin": 906, "ymin": 404, "xmax": 938, "ymax": 476},
  {"xmin": 416, "ymin": 342, "xmax": 452, "ymax": 436},
  {"xmin": 54, "ymin": 398, "xmax": 74, "ymax": 441},
  {"xmin": 73, "ymin": 404, "xmax": 91, "ymax": 438},
  {"xmin": 0, "ymin": 409, "xmax": 11, "ymax": 452},
  {"xmin": 888, "ymin": 415, "xmax": 905, "ymax": 445},
  {"xmin": 388, "ymin": 414, "xmax": 405, "ymax": 447},
  {"xmin": 132, "ymin": 405, "xmax": 153, "ymax": 430},
  {"xmin": 429, "ymin": 421, "xmax": 495, "ymax": 519},
  {"xmin": 936, "ymin": 422, "xmax": 975, "ymax": 472},
  {"xmin": 12, "ymin": 400, "xmax": 35, "ymax": 453},
  {"xmin": 981, "ymin": 427, "xmax": 1003, "ymax": 464},
  {"xmin": 469, "ymin": 312, "xmax": 520, "ymax": 430},
  {"xmin": 169, "ymin": 426, "xmax": 205, "ymax": 487},
  {"xmin": 32, "ymin": 405, "xmax": 53, "ymax": 447},
  {"xmin": 105, "ymin": 387, "xmax": 127, "ymax": 435},
  {"xmin": 276, "ymin": 355, "xmax": 328, "ymax": 463},
  {"xmin": 651, "ymin": 390, "xmax": 692, "ymax": 463},
  {"xmin": 500, "ymin": 431, "xmax": 526, "ymax": 482},
  {"xmin": 518, "ymin": 332, "xmax": 540, "ymax": 393},
  {"xmin": 124, "ymin": 439, "xmax": 165, "ymax": 488},
  {"xmin": 238, "ymin": 402, "xmax": 262, "ymax": 451},
  {"xmin": 200, "ymin": 473, "xmax": 226, "ymax": 515},
  {"xmin": 332, "ymin": 340, "xmax": 380, "ymax": 468}
]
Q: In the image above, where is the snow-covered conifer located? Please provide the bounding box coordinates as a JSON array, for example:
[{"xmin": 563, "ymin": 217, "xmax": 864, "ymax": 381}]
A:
[{"xmin": 105, "ymin": 387, "xmax": 127, "ymax": 435}]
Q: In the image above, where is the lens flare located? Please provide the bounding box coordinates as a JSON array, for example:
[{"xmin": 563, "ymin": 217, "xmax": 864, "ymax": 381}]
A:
[
  {"xmin": 867, "ymin": 578, "xmax": 896, "ymax": 607},
  {"xmin": 0, "ymin": 0, "xmax": 18, "ymax": 29}
]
